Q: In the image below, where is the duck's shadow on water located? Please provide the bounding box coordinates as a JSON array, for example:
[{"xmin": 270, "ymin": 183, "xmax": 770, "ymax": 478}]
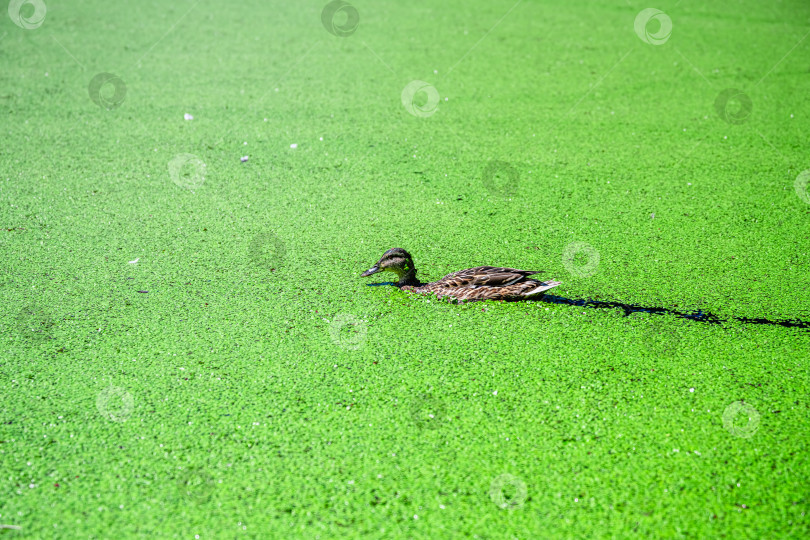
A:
[
  {"xmin": 535, "ymin": 295, "xmax": 810, "ymax": 329},
  {"xmin": 367, "ymin": 282, "xmax": 810, "ymax": 329}
]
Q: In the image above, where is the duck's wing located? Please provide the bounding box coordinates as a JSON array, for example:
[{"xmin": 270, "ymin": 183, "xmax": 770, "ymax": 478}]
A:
[{"xmin": 439, "ymin": 266, "xmax": 543, "ymax": 288}]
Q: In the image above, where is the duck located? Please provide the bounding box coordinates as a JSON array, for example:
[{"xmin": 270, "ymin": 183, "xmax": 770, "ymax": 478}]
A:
[{"xmin": 360, "ymin": 248, "xmax": 561, "ymax": 302}]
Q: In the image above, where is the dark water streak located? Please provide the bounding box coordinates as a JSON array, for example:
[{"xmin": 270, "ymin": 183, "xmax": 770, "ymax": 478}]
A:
[{"xmin": 534, "ymin": 294, "xmax": 810, "ymax": 330}]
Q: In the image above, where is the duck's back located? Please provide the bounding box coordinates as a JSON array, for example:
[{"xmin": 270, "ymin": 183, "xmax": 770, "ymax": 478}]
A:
[{"xmin": 402, "ymin": 266, "xmax": 560, "ymax": 301}]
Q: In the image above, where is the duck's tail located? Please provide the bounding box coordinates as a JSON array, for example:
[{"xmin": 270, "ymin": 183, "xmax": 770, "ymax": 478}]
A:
[{"xmin": 524, "ymin": 280, "xmax": 562, "ymax": 297}]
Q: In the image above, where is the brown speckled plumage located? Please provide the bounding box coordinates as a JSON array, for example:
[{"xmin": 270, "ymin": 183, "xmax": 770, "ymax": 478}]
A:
[{"xmin": 361, "ymin": 248, "xmax": 561, "ymax": 302}]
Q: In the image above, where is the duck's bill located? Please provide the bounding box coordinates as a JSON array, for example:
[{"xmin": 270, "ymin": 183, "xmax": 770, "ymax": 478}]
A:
[{"xmin": 361, "ymin": 265, "xmax": 381, "ymax": 277}]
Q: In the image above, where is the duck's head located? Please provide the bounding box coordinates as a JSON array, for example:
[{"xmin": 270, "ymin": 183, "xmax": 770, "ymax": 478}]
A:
[{"xmin": 361, "ymin": 248, "xmax": 418, "ymax": 286}]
